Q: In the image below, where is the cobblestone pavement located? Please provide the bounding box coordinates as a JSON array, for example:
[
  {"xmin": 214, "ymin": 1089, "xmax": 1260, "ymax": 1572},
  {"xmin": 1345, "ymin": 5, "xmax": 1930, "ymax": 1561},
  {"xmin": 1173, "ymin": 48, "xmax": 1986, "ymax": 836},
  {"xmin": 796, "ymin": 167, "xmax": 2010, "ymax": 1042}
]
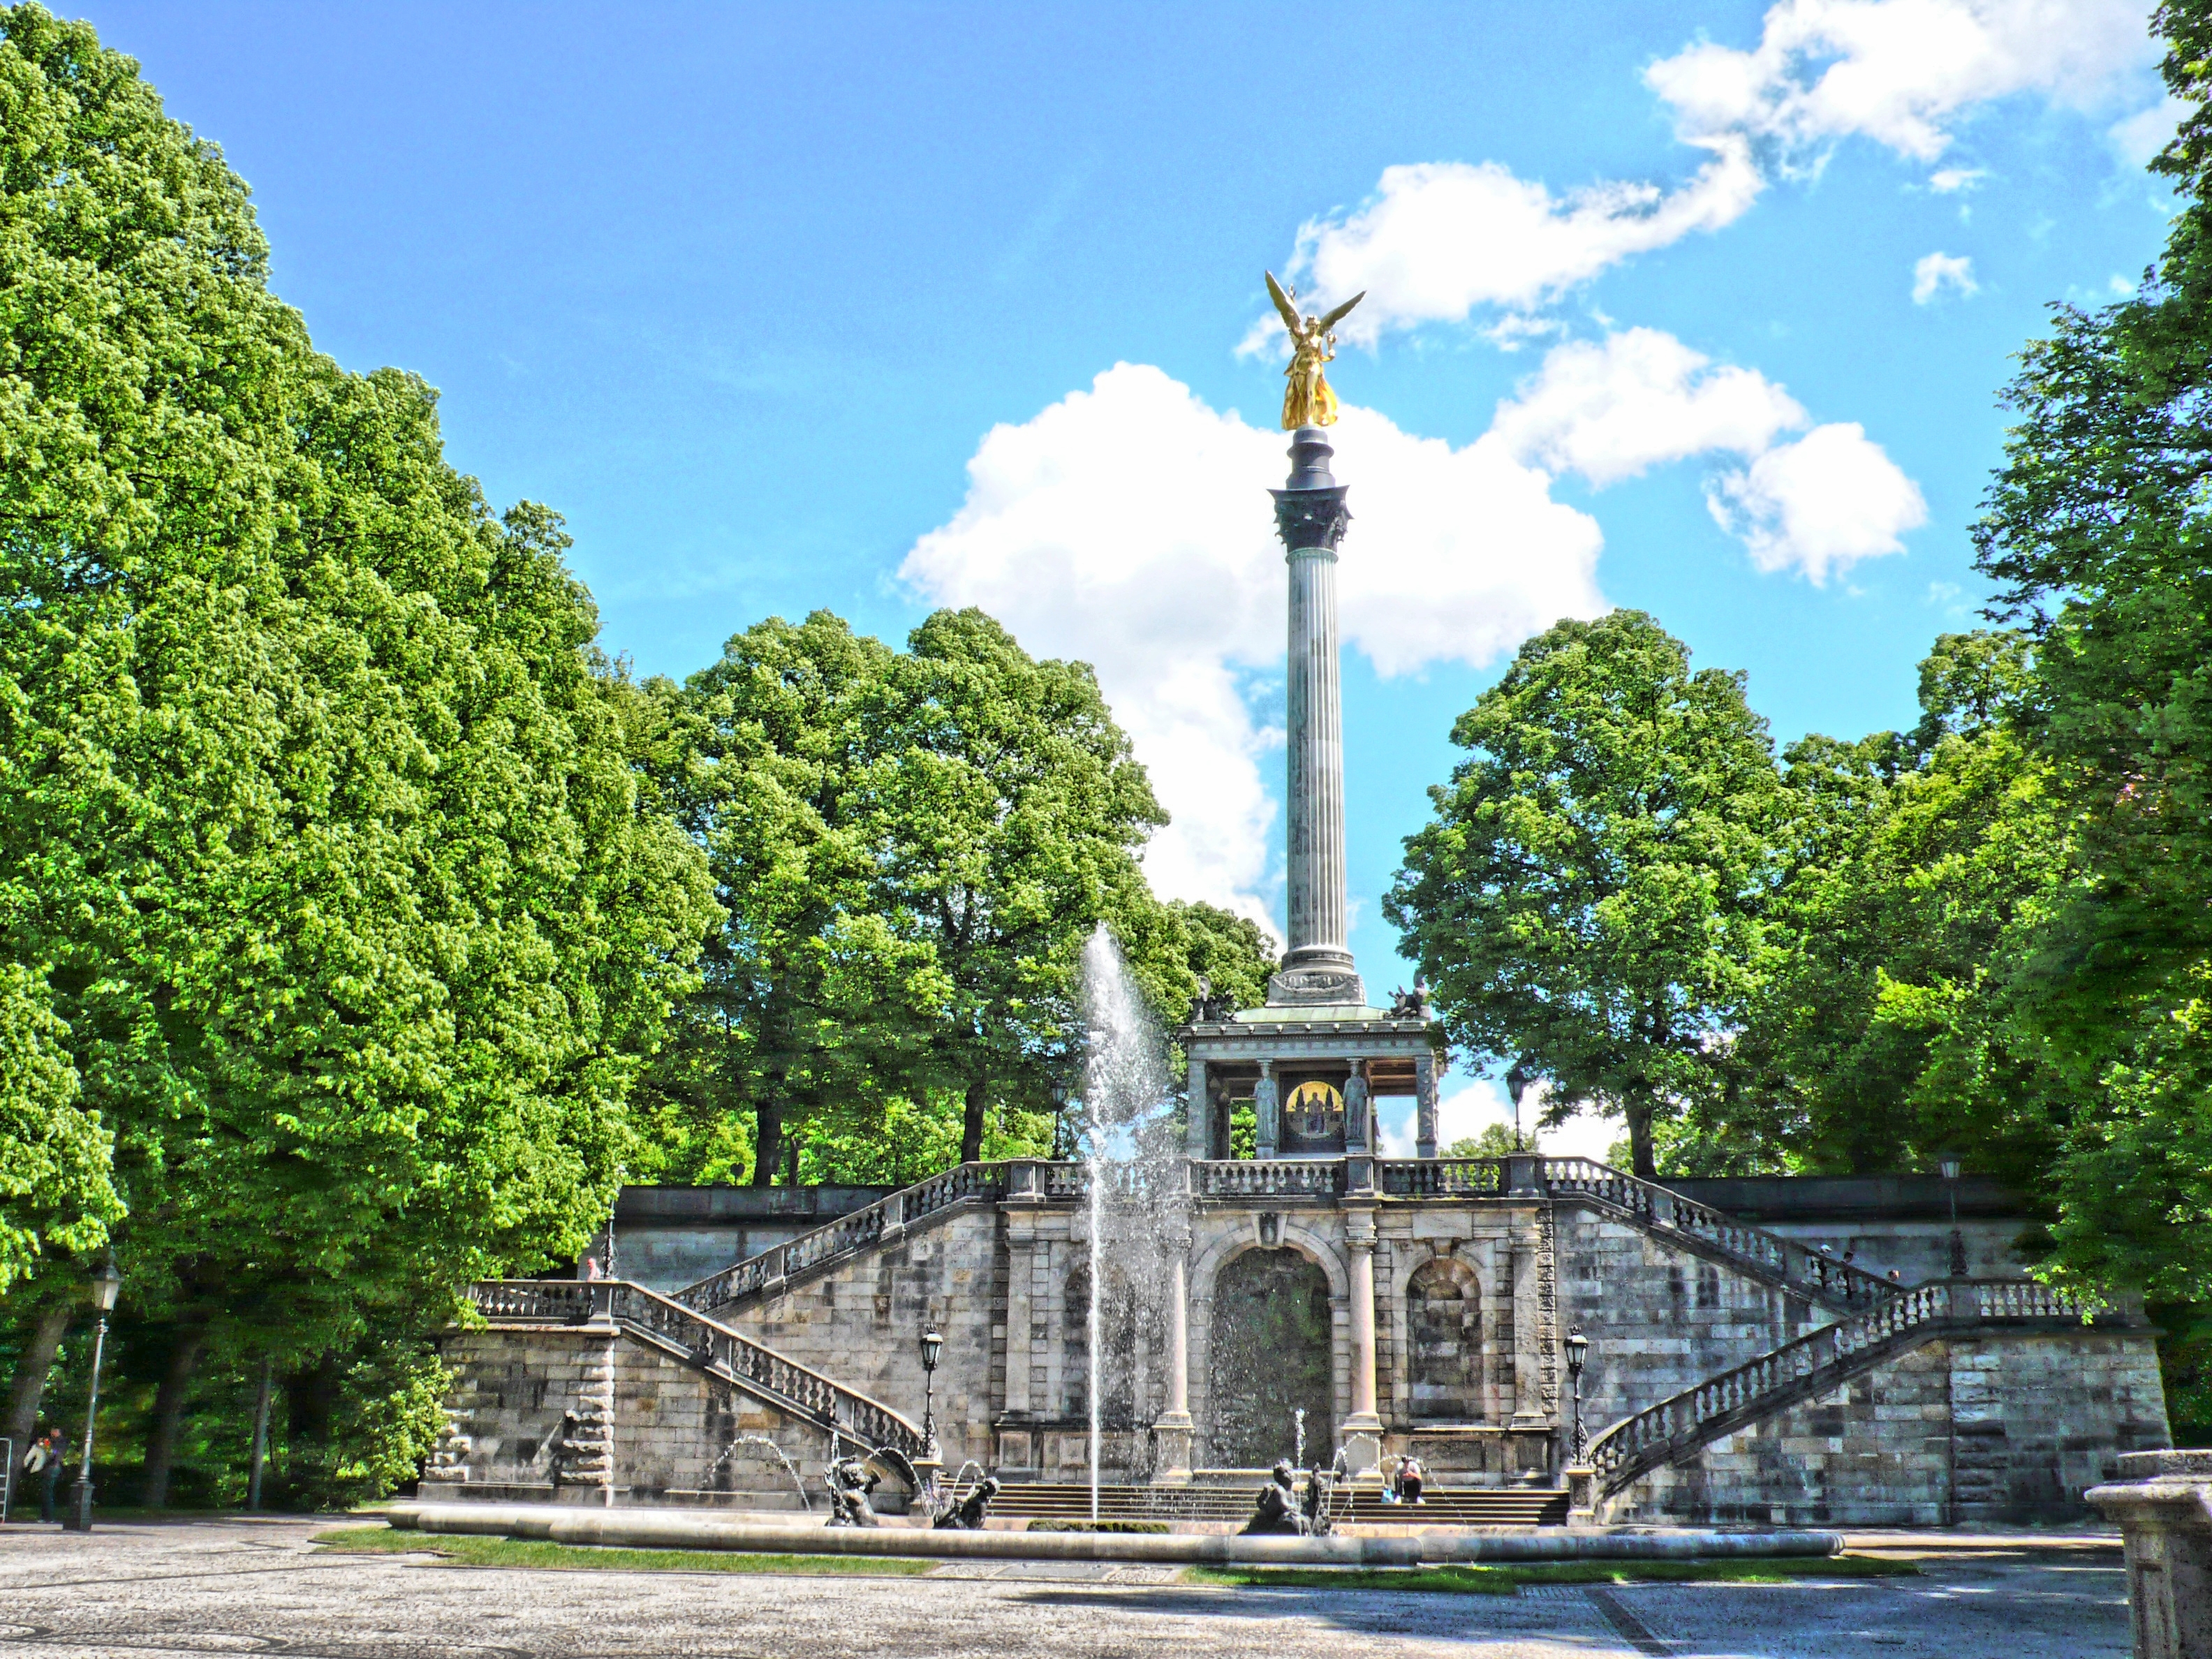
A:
[{"xmin": 0, "ymin": 1517, "xmax": 2130, "ymax": 1658}]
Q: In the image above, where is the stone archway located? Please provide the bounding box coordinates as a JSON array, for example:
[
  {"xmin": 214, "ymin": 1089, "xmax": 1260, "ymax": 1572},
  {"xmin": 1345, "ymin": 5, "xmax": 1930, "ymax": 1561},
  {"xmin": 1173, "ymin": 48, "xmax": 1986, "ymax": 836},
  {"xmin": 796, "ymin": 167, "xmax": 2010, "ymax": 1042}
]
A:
[
  {"xmin": 1405, "ymin": 1256, "xmax": 1481, "ymax": 1420},
  {"xmin": 1205, "ymin": 1246, "xmax": 1334, "ymax": 1468}
]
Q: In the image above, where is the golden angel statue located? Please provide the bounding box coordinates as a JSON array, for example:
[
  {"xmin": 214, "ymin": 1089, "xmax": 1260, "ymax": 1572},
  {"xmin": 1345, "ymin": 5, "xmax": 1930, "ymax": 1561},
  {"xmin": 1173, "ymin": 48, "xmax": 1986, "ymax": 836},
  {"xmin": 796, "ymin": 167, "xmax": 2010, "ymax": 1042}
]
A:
[{"xmin": 1266, "ymin": 272, "xmax": 1364, "ymax": 430}]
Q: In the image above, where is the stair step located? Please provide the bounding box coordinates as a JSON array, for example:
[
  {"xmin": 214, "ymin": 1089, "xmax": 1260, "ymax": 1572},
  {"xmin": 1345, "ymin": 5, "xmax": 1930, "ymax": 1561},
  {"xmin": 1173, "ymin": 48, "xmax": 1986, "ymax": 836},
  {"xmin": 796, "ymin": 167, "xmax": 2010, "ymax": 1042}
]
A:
[{"xmin": 977, "ymin": 1482, "xmax": 1568, "ymax": 1526}]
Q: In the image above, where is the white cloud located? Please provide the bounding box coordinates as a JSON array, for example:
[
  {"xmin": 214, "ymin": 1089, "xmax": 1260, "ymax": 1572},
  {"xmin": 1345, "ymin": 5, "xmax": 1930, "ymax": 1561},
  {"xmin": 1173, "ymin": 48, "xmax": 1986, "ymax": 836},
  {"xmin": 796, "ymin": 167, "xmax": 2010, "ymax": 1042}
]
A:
[
  {"xmin": 1489, "ymin": 327, "xmax": 1808, "ymax": 487},
  {"xmin": 1912, "ymin": 249, "xmax": 1979, "ymax": 302},
  {"xmin": 1254, "ymin": 142, "xmax": 1764, "ymax": 344},
  {"xmin": 1706, "ymin": 421, "xmax": 1929, "ymax": 582},
  {"xmin": 1646, "ymin": 0, "xmax": 2160, "ymax": 163},
  {"xmin": 1929, "ymin": 165, "xmax": 1987, "ymax": 191},
  {"xmin": 901, "ymin": 364, "xmax": 1606, "ymax": 916},
  {"xmin": 2109, "ymin": 91, "xmax": 2186, "ymax": 166},
  {"xmin": 1253, "ymin": 1, "xmax": 2158, "ymax": 350}
]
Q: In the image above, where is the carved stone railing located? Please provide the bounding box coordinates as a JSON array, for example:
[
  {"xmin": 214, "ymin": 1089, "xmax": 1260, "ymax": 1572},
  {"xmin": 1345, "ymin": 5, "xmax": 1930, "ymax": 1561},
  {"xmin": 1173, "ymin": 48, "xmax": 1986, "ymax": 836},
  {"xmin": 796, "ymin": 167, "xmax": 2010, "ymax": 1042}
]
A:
[
  {"xmin": 1193, "ymin": 1159, "xmax": 1345, "ymax": 1198},
  {"xmin": 674, "ymin": 1160, "xmax": 1011, "ymax": 1314},
  {"xmin": 469, "ymin": 1280, "xmax": 924, "ymax": 1457},
  {"xmin": 1584, "ymin": 1278, "xmax": 2101, "ymax": 1498},
  {"xmin": 1540, "ymin": 1156, "xmax": 1898, "ymax": 1312},
  {"xmin": 1381, "ymin": 1158, "xmax": 1505, "ymax": 1197}
]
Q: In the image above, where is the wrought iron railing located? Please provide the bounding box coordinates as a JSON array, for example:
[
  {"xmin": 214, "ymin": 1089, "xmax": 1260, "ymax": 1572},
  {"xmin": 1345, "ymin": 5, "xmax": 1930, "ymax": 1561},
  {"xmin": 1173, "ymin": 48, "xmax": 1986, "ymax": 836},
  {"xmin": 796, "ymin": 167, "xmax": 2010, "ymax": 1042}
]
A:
[
  {"xmin": 675, "ymin": 1160, "xmax": 1011, "ymax": 1313},
  {"xmin": 1380, "ymin": 1158, "xmax": 1505, "ymax": 1197},
  {"xmin": 1583, "ymin": 1278, "xmax": 2099, "ymax": 1497},
  {"xmin": 1540, "ymin": 1156, "xmax": 1898, "ymax": 1311},
  {"xmin": 1193, "ymin": 1158, "xmax": 1345, "ymax": 1197},
  {"xmin": 469, "ymin": 1280, "xmax": 924, "ymax": 1457}
]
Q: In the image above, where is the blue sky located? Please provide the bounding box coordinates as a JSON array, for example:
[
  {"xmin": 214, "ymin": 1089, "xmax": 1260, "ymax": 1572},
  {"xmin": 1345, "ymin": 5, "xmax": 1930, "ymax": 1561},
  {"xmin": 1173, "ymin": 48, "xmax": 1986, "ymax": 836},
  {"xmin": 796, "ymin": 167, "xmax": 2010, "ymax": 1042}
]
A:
[{"xmin": 73, "ymin": 0, "xmax": 2176, "ymax": 1149}]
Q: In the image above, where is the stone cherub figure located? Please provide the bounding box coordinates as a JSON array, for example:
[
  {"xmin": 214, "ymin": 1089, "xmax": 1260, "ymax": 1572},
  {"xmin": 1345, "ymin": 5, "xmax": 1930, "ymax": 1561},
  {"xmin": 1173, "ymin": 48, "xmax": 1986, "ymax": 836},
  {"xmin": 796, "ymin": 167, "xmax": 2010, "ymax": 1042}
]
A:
[
  {"xmin": 1266, "ymin": 272, "xmax": 1365, "ymax": 431},
  {"xmin": 824, "ymin": 1454, "xmax": 882, "ymax": 1527},
  {"xmin": 1241, "ymin": 1461, "xmax": 1308, "ymax": 1535},
  {"xmin": 931, "ymin": 1475, "xmax": 1001, "ymax": 1530}
]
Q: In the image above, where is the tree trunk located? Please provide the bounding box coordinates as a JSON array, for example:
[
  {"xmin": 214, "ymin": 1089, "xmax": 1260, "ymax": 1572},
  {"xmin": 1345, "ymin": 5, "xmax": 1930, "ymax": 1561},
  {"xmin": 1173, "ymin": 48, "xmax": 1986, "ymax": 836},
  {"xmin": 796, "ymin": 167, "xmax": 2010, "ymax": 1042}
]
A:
[
  {"xmin": 140, "ymin": 1327, "xmax": 207, "ymax": 1508},
  {"xmin": 752, "ymin": 1096, "xmax": 783, "ymax": 1188},
  {"xmin": 959, "ymin": 1075, "xmax": 989, "ymax": 1165},
  {"xmin": 1625, "ymin": 1098, "xmax": 1657, "ymax": 1181},
  {"xmin": 5, "ymin": 1303, "xmax": 71, "ymax": 1448}
]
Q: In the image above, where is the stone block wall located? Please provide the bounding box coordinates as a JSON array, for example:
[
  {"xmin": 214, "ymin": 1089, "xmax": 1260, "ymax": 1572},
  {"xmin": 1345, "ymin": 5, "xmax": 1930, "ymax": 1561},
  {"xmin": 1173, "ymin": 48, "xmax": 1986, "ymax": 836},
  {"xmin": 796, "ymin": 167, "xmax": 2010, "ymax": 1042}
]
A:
[
  {"xmin": 1623, "ymin": 1329, "xmax": 2173, "ymax": 1526},
  {"xmin": 721, "ymin": 1202, "xmax": 1005, "ymax": 1471},
  {"xmin": 1557, "ymin": 1209, "xmax": 1829, "ymax": 1435},
  {"xmin": 430, "ymin": 1322, "xmax": 841, "ymax": 1508}
]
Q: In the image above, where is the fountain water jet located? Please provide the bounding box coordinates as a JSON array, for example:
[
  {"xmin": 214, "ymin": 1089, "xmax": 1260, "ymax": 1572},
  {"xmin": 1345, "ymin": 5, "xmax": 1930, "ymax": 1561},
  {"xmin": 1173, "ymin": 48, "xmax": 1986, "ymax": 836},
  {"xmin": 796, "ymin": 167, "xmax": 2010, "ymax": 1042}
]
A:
[{"xmin": 1075, "ymin": 924, "xmax": 1186, "ymax": 1524}]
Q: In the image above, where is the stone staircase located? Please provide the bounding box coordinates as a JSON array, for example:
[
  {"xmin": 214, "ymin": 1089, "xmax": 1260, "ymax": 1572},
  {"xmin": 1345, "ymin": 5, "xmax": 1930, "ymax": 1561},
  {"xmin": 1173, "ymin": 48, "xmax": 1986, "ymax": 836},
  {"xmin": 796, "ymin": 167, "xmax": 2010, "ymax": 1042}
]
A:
[
  {"xmin": 1583, "ymin": 1277, "xmax": 2102, "ymax": 1503},
  {"xmin": 981, "ymin": 1480, "xmax": 1568, "ymax": 1527},
  {"xmin": 469, "ymin": 1278, "xmax": 928, "ymax": 1458}
]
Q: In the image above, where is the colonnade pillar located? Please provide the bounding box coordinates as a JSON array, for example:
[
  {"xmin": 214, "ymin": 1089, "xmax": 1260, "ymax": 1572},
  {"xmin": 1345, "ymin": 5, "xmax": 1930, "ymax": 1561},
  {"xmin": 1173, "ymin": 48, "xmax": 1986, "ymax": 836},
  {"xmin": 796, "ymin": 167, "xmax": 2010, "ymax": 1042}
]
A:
[
  {"xmin": 1151, "ymin": 1227, "xmax": 1195, "ymax": 1484},
  {"xmin": 1342, "ymin": 1208, "xmax": 1384, "ymax": 1474}
]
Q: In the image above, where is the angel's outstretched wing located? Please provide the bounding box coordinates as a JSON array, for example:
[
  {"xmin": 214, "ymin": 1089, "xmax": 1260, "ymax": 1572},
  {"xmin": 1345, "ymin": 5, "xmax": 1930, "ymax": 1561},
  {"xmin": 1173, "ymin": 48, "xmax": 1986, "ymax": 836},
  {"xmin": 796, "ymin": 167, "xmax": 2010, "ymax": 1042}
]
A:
[
  {"xmin": 1265, "ymin": 270, "xmax": 1302, "ymax": 334},
  {"xmin": 1318, "ymin": 290, "xmax": 1366, "ymax": 332}
]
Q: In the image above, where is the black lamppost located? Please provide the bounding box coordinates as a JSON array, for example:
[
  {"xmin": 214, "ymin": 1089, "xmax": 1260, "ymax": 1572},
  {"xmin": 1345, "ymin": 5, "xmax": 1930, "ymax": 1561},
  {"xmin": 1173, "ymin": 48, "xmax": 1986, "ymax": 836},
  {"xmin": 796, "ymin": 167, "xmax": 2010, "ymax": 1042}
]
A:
[
  {"xmin": 918, "ymin": 1327, "xmax": 944, "ymax": 1462},
  {"xmin": 62, "ymin": 1258, "xmax": 121, "ymax": 1533},
  {"xmin": 1563, "ymin": 1326, "xmax": 1591, "ymax": 1464},
  {"xmin": 1940, "ymin": 1158, "xmax": 1967, "ymax": 1277}
]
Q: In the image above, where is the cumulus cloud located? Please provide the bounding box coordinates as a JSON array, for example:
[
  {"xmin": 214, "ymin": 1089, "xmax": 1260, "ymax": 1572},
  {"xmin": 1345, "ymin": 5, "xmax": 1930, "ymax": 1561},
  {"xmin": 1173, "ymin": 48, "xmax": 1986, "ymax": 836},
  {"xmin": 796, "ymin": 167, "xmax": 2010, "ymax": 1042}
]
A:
[
  {"xmin": 1929, "ymin": 165, "xmax": 1987, "ymax": 191},
  {"xmin": 1706, "ymin": 421, "xmax": 1929, "ymax": 582},
  {"xmin": 1488, "ymin": 327, "xmax": 1808, "ymax": 487},
  {"xmin": 1251, "ymin": 143, "xmax": 1763, "ymax": 344},
  {"xmin": 901, "ymin": 364, "xmax": 1605, "ymax": 915},
  {"xmin": 1258, "ymin": 0, "xmax": 2158, "ymax": 345},
  {"xmin": 1646, "ymin": 0, "xmax": 2160, "ymax": 163},
  {"xmin": 1912, "ymin": 250, "xmax": 1979, "ymax": 302}
]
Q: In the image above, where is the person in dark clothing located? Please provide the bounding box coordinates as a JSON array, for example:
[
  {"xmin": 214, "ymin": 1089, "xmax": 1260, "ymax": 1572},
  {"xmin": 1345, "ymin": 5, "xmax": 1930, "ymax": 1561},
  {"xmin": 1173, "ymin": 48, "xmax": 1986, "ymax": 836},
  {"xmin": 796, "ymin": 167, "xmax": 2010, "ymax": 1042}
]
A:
[{"xmin": 24, "ymin": 1429, "xmax": 66, "ymax": 1522}]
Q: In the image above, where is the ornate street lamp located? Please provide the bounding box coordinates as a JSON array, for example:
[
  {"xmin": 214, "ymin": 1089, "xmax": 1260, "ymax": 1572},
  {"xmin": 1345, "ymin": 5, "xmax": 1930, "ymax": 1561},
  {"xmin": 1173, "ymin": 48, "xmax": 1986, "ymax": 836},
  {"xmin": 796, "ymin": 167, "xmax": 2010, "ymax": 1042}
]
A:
[
  {"xmin": 1563, "ymin": 1326, "xmax": 1591, "ymax": 1465},
  {"xmin": 62, "ymin": 1258, "xmax": 121, "ymax": 1533},
  {"xmin": 918, "ymin": 1327, "xmax": 944, "ymax": 1462},
  {"xmin": 1939, "ymin": 1158, "xmax": 1967, "ymax": 1277},
  {"xmin": 1049, "ymin": 1082, "xmax": 1071, "ymax": 1161}
]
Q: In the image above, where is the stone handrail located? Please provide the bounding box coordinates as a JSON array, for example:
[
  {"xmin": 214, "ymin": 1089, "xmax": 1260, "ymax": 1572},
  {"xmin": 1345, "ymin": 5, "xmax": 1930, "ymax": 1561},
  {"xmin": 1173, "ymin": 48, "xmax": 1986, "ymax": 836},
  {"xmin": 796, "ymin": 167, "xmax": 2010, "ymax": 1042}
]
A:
[
  {"xmin": 674, "ymin": 1160, "xmax": 1011, "ymax": 1314},
  {"xmin": 1381, "ymin": 1158, "xmax": 1505, "ymax": 1197},
  {"xmin": 1193, "ymin": 1159, "xmax": 1345, "ymax": 1198},
  {"xmin": 1540, "ymin": 1156, "xmax": 1898, "ymax": 1311},
  {"xmin": 469, "ymin": 1280, "xmax": 925, "ymax": 1458},
  {"xmin": 1584, "ymin": 1277, "xmax": 2098, "ymax": 1498}
]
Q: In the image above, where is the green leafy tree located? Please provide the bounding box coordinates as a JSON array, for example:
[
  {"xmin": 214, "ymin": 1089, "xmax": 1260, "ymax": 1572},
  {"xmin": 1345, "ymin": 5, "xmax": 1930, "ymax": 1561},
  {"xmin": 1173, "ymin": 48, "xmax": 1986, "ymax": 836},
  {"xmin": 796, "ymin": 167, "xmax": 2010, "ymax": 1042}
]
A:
[
  {"xmin": 876, "ymin": 609, "xmax": 1177, "ymax": 1163},
  {"xmin": 1386, "ymin": 611, "xmax": 1783, "ymax": 1179},
  {"xmin": 0, "ymin": 5, "xmax": 715, "ymax": 1501},
  {"xmin": 1966, "ymin": 0, "xmax": 2212, "ymax": 1306},
  {"xmin": 1167, "ymin": 900, "xmax": 1278, "ymax": 1012}
]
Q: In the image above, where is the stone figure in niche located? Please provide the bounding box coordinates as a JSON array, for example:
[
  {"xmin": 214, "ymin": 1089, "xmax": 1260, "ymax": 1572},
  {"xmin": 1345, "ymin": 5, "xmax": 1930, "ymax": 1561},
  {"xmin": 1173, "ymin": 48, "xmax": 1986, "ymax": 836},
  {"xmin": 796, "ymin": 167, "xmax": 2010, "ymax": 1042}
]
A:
[
  {"xmin": 1241, "ymin": 1461, "xmax": 1308, "ymax": 1535},
  {"xmin": 824, "ymin": 1454, "xmax": 882, "ymax": 1526},
  {"xmin": 932, "ymin": 1475, "xmax": 1001, "ymax": 1529}
]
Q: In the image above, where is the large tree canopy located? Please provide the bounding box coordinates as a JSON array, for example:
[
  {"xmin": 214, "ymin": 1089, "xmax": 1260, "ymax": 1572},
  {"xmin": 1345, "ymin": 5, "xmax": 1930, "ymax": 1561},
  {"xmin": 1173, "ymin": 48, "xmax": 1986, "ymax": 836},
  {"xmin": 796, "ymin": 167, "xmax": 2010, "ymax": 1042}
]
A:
[
  {"xmin": 1386, "ymin": 611, "xmax": 1782, "ymax": 1179},
  {"xmin": 0, "ymin": 2, "xmax": 714, "ymax": 1503}
]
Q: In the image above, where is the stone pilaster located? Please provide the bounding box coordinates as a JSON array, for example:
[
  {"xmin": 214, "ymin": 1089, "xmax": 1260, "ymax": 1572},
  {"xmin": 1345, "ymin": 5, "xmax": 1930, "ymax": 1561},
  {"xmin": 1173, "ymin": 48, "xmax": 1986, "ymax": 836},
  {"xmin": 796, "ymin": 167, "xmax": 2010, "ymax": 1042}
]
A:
[
  {"xmin": 1152, "ymin": 1228, "xmax": 1195, "ymax": 1485},
  {"xmin": 1415, "ymin": 1049, "xmax": 1440, "ymax": 1160},
  {"xmin": 1184, "ymin": 1055, "xmax": 1210, "ymax": 1160}
]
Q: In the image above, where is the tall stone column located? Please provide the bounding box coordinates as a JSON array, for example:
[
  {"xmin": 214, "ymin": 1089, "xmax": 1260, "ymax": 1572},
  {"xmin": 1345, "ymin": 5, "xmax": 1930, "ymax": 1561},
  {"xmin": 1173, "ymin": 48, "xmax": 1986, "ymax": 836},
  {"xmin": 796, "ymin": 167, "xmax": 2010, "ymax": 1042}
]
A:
[
  {"xmin": 1269, "ymin": 428, "xmax": 1364, "ymax": 1008},
  {"xmin": 1151, "ymin": 1234, "xmax": 1194, "ymax": 1484},
  {"xmin": 1343, "ymin": 1209, "xmax": 1385, "ymax": 1473}
]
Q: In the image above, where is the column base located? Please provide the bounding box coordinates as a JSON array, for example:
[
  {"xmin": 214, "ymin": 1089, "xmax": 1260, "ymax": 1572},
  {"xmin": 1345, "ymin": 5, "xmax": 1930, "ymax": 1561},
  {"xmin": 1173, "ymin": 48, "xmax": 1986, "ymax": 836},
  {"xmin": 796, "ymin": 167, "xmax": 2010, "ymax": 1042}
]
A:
[
  {"xmin": 1151, "ymin": 1415, "xmax": 1195, "ymax": 1485},
  {"xmin": 1565, "ymin": 1465, "xmax": 1598, "ymax": 1527},
  {"xmin": 1339, "ymin": 1414, "xmax": 1385, "ymax": 1478}
]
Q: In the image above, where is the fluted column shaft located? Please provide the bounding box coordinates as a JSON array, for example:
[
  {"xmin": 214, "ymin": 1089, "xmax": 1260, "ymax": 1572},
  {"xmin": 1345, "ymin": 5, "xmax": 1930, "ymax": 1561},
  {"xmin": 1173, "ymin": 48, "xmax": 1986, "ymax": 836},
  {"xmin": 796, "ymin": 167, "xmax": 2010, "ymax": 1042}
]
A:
[{"xmin": 1286, "ymin": 544, "xmax": 1348, "ymax": 965}]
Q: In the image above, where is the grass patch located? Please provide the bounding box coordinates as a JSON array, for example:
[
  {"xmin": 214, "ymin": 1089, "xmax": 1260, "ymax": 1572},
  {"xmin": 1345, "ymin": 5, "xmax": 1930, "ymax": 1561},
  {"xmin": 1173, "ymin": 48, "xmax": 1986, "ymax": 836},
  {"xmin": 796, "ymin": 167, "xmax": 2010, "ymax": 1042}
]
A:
[
  {"xmin": 1185, "ymin": 1555, "xmax": 1920, "ymax": 1594},
  {"xmin": 311, "ymin": 1525, "xmax": 934, "ymax": 1577},
  {"xmin": 1026, "ymin": 1520, "xmax": 1172, "ymax": 1534}
]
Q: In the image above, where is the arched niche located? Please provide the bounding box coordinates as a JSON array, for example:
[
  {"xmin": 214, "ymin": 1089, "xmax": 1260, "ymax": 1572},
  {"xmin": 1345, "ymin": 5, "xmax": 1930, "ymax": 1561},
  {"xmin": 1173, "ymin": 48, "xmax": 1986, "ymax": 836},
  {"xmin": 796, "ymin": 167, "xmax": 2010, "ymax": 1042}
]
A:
[
  {"xmin": 1204, "ymin": 1246, "xmax": 1334, "ymax": 1468},
  {"xmin": 1404, "ymin": 1255, "xmax": 1481, "ymax": 1421}
]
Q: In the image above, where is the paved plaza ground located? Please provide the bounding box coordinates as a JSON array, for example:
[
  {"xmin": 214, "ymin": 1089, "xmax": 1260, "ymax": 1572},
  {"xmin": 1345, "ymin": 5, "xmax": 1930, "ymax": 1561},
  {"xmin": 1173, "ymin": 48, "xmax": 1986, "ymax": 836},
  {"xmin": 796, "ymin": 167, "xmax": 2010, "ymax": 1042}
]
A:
[{"xmin": 0, "ymin": 1514, "xmax": 2130, "ymax": 1658}]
